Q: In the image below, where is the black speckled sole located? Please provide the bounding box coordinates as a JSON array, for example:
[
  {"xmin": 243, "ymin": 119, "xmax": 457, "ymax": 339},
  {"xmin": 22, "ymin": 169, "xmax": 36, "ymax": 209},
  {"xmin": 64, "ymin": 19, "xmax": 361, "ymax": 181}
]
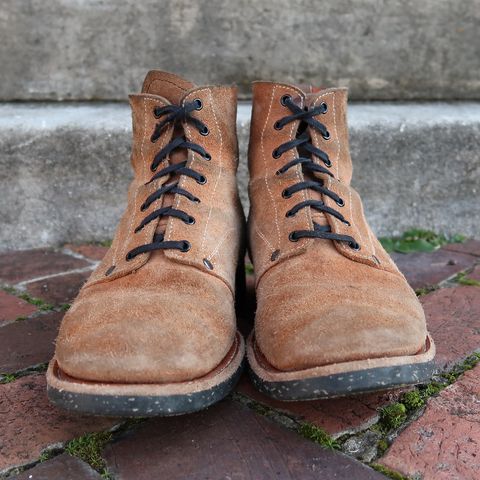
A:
[
  {"xmin": 47, "ymin": 333, "xmax": 244, "ymax": 417},
  {"xmin": 247, "ymin": 334, "xmax": 435, "ymax": 401}
]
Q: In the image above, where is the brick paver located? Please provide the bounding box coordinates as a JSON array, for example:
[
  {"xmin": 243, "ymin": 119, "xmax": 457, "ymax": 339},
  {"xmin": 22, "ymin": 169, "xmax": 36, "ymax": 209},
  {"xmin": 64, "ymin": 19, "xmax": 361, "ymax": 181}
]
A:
[
  {"xmin": 65, "ymin": 244, "xmax": 108, "ymax": 261},
  {"xmin": 0, "ymin": 290, "xmax": 36, "ymax": 326},
  {"xmin": 103, "ymin": 400, "xmax": 386, "ymax": 480},
  {"xmin": 0, "ymin": 374, "xmax": 117, "ymax": 471},
  {"xmin": 421, "ymin": 286, "xmax": 480, "ymax": 371},
  {"xmin": 391, "ymin": 249, "xmax": 477, "ymax": 290},
  {"xmin": 0, "ymin": 311, "xmax": 62, "ymax": 373},
  {"xmin": 237, "ymin": 376, "xmax": 405, "ymax": 437},
  {"xmin": 25, "ymin": 271, "xmax": 91, "ymax": 305},
  {"xmin": 379, "ymin": 364, "xmax": 480, "ymax": 480},
  {"xmin": 443, "ymin": 239, "xmax": 480, "ymax": 257},
  {"xmin": 11, "ymin": 454, "xmax": 102, "ymax": 480},
  {"xmin": 0, "ymin": 249, "xmax": 89, "ymax": 284}
]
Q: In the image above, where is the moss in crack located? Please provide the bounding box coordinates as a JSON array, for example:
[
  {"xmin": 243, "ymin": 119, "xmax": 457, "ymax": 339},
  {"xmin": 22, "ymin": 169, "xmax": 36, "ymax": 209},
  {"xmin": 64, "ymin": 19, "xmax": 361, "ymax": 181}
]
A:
[
  {"xmin": 65, "ymin": 431, "xmax": 112, "ymax": 474},
  {"xmin": 414, "ymin": 285, "xmax": 437, "ymax": 297},
  {"xmin": 245, "ymin": 263, "xmax": 254, "ymax": 275},
  {"xmin": 0, "ymin": 373, "xmax": 16, "ymax": 384},
  {"xmin": 377, "ymin": 403, "xmax": 407, "ymax": 433},
  {"xmin": 298, "ymin": 423, "xmax": 340, "ymax": 450},
  {"xmin": 454, "ymin": 272, "xmax": 480, "ymax": 287},
  {"xmin": 17, "ymin": 292, "xmax": 54, "ymax": 311},
  {"xmin": 370, "ymin": 463, "xmax": 408, "ymax": 480}
]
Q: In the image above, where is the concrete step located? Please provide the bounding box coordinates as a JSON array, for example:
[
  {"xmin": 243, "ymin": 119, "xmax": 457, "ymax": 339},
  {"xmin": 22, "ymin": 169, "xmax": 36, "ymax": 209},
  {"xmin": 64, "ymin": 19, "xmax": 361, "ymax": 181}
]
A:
[
  {"xmin": 0, "ymin": 102, "xmax": 478, "ymax": 250},
  {"xmin": 1, "ymin": 0, "xmax": 478, "ymax": 101}
]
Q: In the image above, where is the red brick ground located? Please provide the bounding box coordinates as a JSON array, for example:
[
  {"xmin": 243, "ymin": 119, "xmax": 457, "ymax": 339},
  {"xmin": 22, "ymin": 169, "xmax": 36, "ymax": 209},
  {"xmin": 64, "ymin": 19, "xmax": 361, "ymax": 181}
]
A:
[{"xmin": 0, "ymin": 242, "xmax": 478, "ymax": 479}]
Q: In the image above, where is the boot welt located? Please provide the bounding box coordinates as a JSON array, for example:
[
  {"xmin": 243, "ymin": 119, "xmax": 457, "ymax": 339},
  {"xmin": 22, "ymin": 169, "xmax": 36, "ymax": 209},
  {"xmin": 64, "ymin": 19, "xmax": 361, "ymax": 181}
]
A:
[
  {"xmin": 247, "ymin": 333, "xmax": 435, "ymax": 401},
  {"xmin": 46, "ymin": 332, "xmax": 245, "ymax": 417}
]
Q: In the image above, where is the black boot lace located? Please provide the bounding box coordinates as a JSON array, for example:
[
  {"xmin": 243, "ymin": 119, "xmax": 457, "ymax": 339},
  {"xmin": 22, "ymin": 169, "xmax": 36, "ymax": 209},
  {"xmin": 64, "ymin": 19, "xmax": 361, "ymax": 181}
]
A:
[
  {"xmin": 126, "ymin": 99, "xmax": 210, "ymax": 261},
  {"xmin": 274, "ymin": 95, "xmax": 360, "ymax": 250}
]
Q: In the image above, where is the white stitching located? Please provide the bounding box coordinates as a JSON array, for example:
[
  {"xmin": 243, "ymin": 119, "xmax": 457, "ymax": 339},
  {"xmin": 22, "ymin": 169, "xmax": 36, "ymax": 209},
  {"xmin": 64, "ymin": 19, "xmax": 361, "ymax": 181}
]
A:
[{"xmin": 206, "ymin": 228, "xmax": 234, "ymax": 261}]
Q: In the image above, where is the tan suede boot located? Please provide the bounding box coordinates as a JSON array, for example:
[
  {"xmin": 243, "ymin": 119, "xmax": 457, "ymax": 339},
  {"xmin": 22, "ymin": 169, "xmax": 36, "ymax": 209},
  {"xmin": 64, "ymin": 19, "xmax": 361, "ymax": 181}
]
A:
[
  {"xmin": 246, "ymin": 82, "xmax": 435, "ymax": 400},
  {"xmin": 47, "ymin": 71, "xmax": 245, "ymax": 416}
]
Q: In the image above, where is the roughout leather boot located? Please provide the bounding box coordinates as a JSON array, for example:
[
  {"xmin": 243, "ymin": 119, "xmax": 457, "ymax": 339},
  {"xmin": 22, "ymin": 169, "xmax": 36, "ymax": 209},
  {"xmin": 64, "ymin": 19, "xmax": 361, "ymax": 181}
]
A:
[
  {"xmin": 246, "ymin": 82, "xmax": 435, "ymax": 400},
  {"xmin": 47, "ymin": 71, "xmax": 245, "ymax": 416}
]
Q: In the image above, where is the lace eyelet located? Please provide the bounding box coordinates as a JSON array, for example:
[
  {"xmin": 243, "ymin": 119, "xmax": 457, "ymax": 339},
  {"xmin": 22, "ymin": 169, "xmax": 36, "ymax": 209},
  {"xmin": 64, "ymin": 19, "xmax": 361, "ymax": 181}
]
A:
[
  {"xmin": 272, "ymin": 149, "xmax": 281, "ymax": 159},
  {"xmin": 180, "ymin": 241, "xmax": 191, "ymax": 252},
  {"xmin": 289, "ymin": 232, "xmax": 299, "ymax": 242},
  {"xmin": 153, "ymin": 107, "xmax": 162, "ymax": 118},
  {"xmin": 349, "ymin": 241, "xmax": 361, "ymax": 251},
  {"xmin": 322, "ymin": 130, "xmax": 331, "ymax": 140},
  {"xmin": 193, "ymin": 99, "xmax": 203, "ymax": 110},
  {"xmin": 204, "ymin": 152, "xmax": 212, "ymax": 161},
  {"xmin": 185, "ymin": 216, "xmax": 196, "ymax": 225},
  {"xmin": 203, "ymin": 258, "xmax": 214, "ymax": 270},
  {"xmin": 200, "ymin": 126, "xmax": 209, "ymax": 136},
  {"xmin": 280, "ymin": 94, "xmax": 292, "ymax": 106},
  {"xmin": 320, "ymin": 102, "xmax": 328, "ymax": 114},
  {"xmin": 343, "ymin": 220, "xmax": 351, "ymax": 227},
  {"xmin": 197, "ymin": 175, "xmax": 207, "ymax": 185},
  {"xmin": 274, "ymin": 120, "xmax": 283, "ymax": 130},
  {"xmin": 105, "ymin": 265, "xmax": 116, "ymax": 276},
  {"xmin": 324, "ymin": 158, "xmax": 332, "ymax": 168},
  {"xmin": 125, "ymin": 252, "xmax": 134, "ymax": 261},
  {"xmin": 150, "ymin": 135, "xmax": 158, "ymax": 144},
  {"xmin": 285, "ymin": 210, "xmax": 295, "ymax": 218},
  {"xmin": 282, "ymin": 189, "xmax": 292, "ymax": 199},
  {"xmin": 192, "ymin": 197, "xmax": 201, "ymax": 203},
  {"xmin": 140, "ymin": 203, "xmax": 147, "ymax": 212},
  {"xmin": 336, "ymin": 198, "xmax": 345, "ymax": 207}
]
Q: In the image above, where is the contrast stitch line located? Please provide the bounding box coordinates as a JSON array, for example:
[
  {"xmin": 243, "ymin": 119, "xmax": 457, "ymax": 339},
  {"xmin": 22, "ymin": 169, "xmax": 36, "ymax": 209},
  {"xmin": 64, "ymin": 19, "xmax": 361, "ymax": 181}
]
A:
[
  {"xmin": 202, "ymin": 89, "xmax": 223, "ymax": 254},
  {"xmin": 254, "ymin": 222, "xmax": 275, "ymax": 251},
  {"xmin": 206, "ymin": 228, "xmax": 234, "ymax": 261}
]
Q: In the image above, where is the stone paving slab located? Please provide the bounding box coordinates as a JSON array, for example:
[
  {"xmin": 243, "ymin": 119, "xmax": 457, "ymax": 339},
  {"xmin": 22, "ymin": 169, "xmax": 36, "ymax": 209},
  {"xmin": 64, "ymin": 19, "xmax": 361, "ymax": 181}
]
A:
[
  {"xmin": 421, "ymin": 286, "xmax": 480, "ymax": 372},
  {"xmin": 391, "ymin": 248, "xmax": 477, "ymax": 290},
  {"xmin": 0, "ymin": 374, "xmax": 117, "ymax": 472},
  {"xmin": 0, "ymin": 312, "xmax": 62, "ymax": 373},
  {"xmin": 379, "ymin": 364, "xmax": 480, "ymax": 480},
  {"xmin": 0, "ymin": 290, "xmax": 37, "ymax": 326},
  {"xmin": 25, "ymin": 271, "xmax": 91, "ymax": 305},
  {"xmin": 103, "ymin": 400, "xmax": 386, "ymax": 480},
  {"xmin": 11, "ymin": 454, "xmax": 102, "ymax": 480},
  {"xmin": 65, "ymin": 244, "xmax": 108, "ymax": 261},
  {"xmin": 443, "ymin": 239, "xmax": 480, "ymax": 257},
  {"xmin": 0, "ymin": 249, "xmax": 90, "ymax": 284}
]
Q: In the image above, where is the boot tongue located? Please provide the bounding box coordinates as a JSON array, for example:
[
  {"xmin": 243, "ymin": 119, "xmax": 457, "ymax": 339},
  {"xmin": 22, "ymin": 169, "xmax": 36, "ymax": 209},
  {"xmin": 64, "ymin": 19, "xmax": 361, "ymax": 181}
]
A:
[{"xmin": 142, "ymin": 70, "xmax": 196, "ymax": 104}]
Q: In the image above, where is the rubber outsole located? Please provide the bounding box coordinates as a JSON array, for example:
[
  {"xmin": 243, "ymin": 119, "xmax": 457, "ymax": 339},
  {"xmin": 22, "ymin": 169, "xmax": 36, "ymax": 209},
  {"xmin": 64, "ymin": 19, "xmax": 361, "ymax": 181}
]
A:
[
  {"xmin": 47, "ymin": 332, "xmax": 245, "ymax": 417},
  {"xmin": 247, "ymin": 333, "xmax": 436, "ymax": 401}
]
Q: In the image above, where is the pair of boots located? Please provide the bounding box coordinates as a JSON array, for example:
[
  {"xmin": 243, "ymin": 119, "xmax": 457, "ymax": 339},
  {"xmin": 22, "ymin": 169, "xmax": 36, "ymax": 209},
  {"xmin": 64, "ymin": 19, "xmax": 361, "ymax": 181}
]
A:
[{"xmin": 47, "ymin": 71, "xmax": 435, "ymax": 417}]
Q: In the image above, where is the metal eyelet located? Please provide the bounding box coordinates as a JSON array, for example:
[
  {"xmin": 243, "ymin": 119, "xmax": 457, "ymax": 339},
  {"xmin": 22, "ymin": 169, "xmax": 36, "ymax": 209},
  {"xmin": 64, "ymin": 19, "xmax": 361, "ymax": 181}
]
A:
[
  {"xmin": 324, "ymin": 158, "xmax": 332, "ymax": 168},
  {"xmin": 336, "ymin": 198, "xmax": 345, "ymax": 207},
  {"xmin": 153, "ymin": 107, "xmax": 162, "ymax": 118},
  {"xmin": 322, "ymin": 130, "xmax": 331, "ymax": 140},
  {"xmin": 285, "ymin": 209, "xmax": 295, "ymax": 217},
  {"xmin": 272, "ymin": 149, "xmax": 281, "ymax": 159},
  {"xmin": 281, "ymin": 94, "xmax": 292, "ymax": 106},
  {"xmin": 343, "ymin": 220, "xmax": 351, "ymax": 227},
  {"xmin": 200, "ymin": 126, "xmax": 209, "ymax": 136},
  {"xmin": 203, "ymin": 258, "xmax": 214, "ymax": 270},
  {"xmin": 193, "ymin": 99, "xmax": 203, "ymax": 110},
  {"xmin": 180, "ymin": 241, "xmax": 191, "ymax": 252},
  {"xmin": 349, "ymin": 241, "xmax": 361, "ymax": 251},
  {"xmin": 274, "ymin": 120, "xmax": 283, "ymax": 130},
  {"xmin": 105, "ymin": 265, "xmax": 116, "ymax": 276},
  {"xmin": 289, "ymin": 232, "xmax": 299, "ymax": 242},
  {"xmin": 185, "ymin": 216, "xmax": 195, "ymax": 225},
  {"xmin": 204, "ymin": 152, "xmax": 212, "ymax": 160},
  {"xmin": 282, "ymin": 189, "xmax": 292, "ymax": 199},
  {"xmin": 197, "ymin": 175, "xmax": 207, "ymax": 185},
  {"xmin": 270, "ymin": 250, "xmax": 281, "ymax": 261},
  {"xmin": 125, "ymin": 252, "xmax": 134, "ymax": 261},
  {"xmin": 320, "ymin": 102, "xmax": 328, "ymax": 114}
]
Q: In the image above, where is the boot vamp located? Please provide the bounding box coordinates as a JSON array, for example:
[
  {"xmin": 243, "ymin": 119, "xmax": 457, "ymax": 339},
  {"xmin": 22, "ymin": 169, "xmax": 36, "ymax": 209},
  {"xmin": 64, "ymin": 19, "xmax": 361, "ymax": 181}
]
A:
[
  {"xmin": 55, "ymin": 256, "xmax": 236, "ymax": 383},
  {"xmin": 255, "ymin": 242, "xmax": 427, "ymax": 372}
]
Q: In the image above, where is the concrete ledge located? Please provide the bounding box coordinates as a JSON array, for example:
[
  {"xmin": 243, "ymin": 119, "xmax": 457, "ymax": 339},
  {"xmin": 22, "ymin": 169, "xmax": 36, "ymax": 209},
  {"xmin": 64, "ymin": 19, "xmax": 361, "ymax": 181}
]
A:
[
  {"xmin": 0, "ymin": 102, "xmax": 478, "ymax": 250},
  {"xmin": 0, "ymin": 0, "xmax": 479, "ymax": 101}
]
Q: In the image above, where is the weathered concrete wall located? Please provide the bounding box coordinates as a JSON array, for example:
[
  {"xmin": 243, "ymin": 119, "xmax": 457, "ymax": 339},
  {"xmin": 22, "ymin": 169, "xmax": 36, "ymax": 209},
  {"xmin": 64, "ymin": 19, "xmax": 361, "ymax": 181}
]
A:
[
  {"xmin": 0, "ymin": 0, "xmax": 479, "ymax": 101},
  {"xmin": 0, "ymin": 102, "xmax": 478, "ymax": 251}
]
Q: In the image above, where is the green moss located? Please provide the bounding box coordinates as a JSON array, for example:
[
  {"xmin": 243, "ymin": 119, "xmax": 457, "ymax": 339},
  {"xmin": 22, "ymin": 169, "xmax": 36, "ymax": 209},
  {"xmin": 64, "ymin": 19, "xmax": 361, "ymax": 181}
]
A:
[
  {"xmin": 17, "ymin": 292, "xmax": 54, "ymax": 311},
  {"xmin": 299, "ymin": 423, "xmax": 340, "ymax": 450},
  {"xmin": 0, "ymin": 373, "xmax": 16, "ymax": 384},
  {"xmin": 245, "ymin": 263, "xmax": 254, "ymax": 275},
  {"xmin": 379, "ymin": 229, "xmax": 465, "ymax": 254},
  {"xmin": 59, "ymin": 303, "xmax": 71, "ymax": 311},
  {"xmin": 65, "ymin": 431, "xmax": 112, "ymax": 471},
  {"xmin": 454, "ymin": 272, "xmax": 480, "ymax": 287},
  {"xmin": 376, "ymin": 439, "xmax": 389, "ymax": 455},
  {"xmin": 370, "ymin": 463, "xmax": 409, "ymax": 480},
  {"xmin": 378, "ymin": 403, "xmax": 407, "ymax": 432},
  {"xmin": 414, "ymin": 285, "xmax": 437, "ymax": 297},
  {"xmin": 402, "ymin": 390, "xmax": 425, "ymax": 412}
]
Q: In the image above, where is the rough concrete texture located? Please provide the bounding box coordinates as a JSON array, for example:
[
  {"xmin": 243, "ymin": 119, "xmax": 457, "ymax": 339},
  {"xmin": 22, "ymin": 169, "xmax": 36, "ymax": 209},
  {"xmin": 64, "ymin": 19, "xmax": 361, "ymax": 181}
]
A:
[
  {"xmin": 0, "ymin": 102, "xmax": 478, "ymax": 250},
  {"xmin": 0, "ymin": 0, "xmax": 479, "ymax": 101}
]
